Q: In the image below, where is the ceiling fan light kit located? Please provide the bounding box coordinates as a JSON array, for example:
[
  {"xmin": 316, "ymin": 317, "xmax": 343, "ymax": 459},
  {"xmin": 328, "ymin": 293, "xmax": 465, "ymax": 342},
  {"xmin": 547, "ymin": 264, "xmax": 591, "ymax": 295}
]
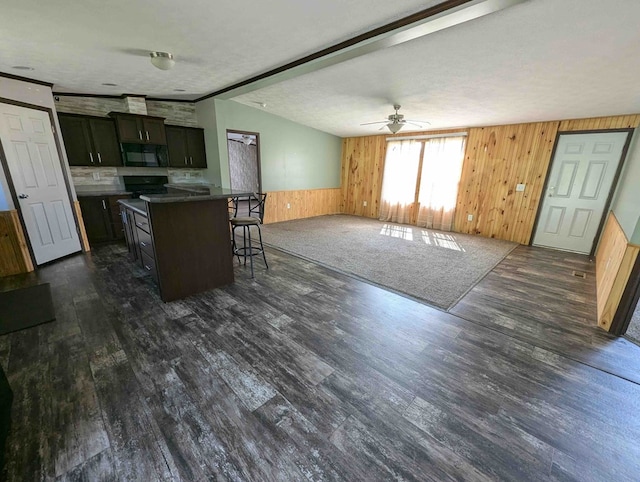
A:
[
  {"xmin": 150, "ymin": 51, "xmax": 175, "ymax": 70},
  {"xmin": 361, "ymin": 104, "xmax": 429, "ymax": 133}
]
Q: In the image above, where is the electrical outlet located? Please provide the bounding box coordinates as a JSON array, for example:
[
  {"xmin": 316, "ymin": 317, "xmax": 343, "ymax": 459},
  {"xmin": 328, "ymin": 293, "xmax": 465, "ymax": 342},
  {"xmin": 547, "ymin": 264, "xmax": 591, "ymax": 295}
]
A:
[
  {"xmin": 287, "ymin": 203, "xmax": 291, "ymax": 209},
  {"xmin": 467, "ymin": 214, "xmax": 473, "ymax": 221},
  {"xmin": 92, "ymin": 172, "xmax": 100, "ymax": 181},
  {"xmin": 185, "ymin": 172, "xmax": 191, "ymax": 179},
  {"xmin": 516, "ymin": 183, "xmax": 525, "ymax": 192},
  {"xmin": 363, "ymin": 201, "xmax": 367, "ymax": 207}
]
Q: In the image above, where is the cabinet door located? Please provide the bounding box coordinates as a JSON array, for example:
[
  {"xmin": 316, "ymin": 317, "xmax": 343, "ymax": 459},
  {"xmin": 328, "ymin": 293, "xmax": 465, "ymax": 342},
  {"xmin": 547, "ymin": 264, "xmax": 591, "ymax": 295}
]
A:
[
  {"xmin": 114, "ymin": 115, "xmax": 144, "ymax": 143},
  {"xmin": 108, "ymin": 196, "xmax": 129, "ymax": 240},
  {"xmin": 142, "ymin": 118, "xmax": 167, "ymax": 145},
  {"xmin": 120, "ymin": 206, "xmax": 137, "ymax": 260},
  {"xmin": 58, "ymin": 115, "xmax": 94, "ymax": 166},
  {"xmin": 166, "ymin": 126, "xmax": 188, "ymax": 167},
  {"xmin": 186, "ymin": 128, "xmax": 207, "ymax": 168},
  {"xmin": 89, "ymin": 118, "xmax": 122, "ymax": 166},
  {"xmin": 79, "ymin": 197, "xmax": 113, "ymax": 244}
]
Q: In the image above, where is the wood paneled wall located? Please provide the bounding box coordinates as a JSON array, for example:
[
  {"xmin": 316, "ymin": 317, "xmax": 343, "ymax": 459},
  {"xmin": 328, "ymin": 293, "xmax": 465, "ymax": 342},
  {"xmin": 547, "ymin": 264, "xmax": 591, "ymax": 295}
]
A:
[
  {"xmin": 596, "ymin": 212, "xmax": 640, "ymax": 331},
  {"xmin": 264, "ymin": 188, "xmax": 342, "ymax": 224},
  {"xmin": 0, "ymin": 210, "xmax": 34, "ymax": 276},
  {"xmin": 455, "ymin": 122, "xmax": 559, "ymax": 243},
  {"xmin": 341, "ymin": 114, "xmax": 640, "ymax": 245}
]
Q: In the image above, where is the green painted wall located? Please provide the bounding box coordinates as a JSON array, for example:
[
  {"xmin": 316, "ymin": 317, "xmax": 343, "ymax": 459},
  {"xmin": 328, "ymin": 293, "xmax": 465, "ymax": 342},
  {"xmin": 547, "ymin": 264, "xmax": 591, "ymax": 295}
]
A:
[
  {"xmin": 196, "ymin": 99, "xmax": 342, "ymax": 191},
  {"xmin": 611, "ymin": 129, "xmax": 640, "ymax": 243}
]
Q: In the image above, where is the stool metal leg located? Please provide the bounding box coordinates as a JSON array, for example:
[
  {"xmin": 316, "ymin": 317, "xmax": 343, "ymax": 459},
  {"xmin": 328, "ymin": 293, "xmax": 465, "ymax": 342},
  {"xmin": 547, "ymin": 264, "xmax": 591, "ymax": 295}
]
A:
[
  {"xmin": 247, "ymin": 225, "xmax": 254, "ymax": 278},
  {"xmin": 256, "ymin": 224, "xmax": 268, "ymax": 269}
]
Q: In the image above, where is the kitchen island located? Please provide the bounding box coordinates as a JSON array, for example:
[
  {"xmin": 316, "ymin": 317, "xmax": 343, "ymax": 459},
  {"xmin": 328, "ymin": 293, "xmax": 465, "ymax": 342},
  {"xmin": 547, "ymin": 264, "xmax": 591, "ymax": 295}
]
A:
[{"xmin": 119, "ymin": 187, "xmax": 252, "ymax": 302}]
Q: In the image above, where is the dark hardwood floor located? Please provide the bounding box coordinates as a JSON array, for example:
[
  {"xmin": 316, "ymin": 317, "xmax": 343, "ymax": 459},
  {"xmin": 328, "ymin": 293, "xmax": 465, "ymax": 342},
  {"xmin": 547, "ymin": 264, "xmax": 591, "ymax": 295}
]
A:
[
  {"xmin": 2, "ymin": 243, "xmax": 640, "ymax": 481},
  {"xmin": 450, "ymin": 245, "xmax": 640, "ymax": 384}
]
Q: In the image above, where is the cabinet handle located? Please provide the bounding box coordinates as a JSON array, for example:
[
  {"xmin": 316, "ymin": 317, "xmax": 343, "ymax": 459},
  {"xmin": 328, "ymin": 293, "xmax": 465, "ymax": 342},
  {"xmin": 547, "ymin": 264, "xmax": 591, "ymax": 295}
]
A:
[
  {"xmin": 136, "ymin": 222, "xmax": 146, "ymax": 228},
  {"xmin": 140, "ymin": 241, "xmax": 147, "ymax": 247},
  {"xmin": 138, "ymin": 130, "xmax": 143, "ymax": 140},
  {"xmin": 144, "ymin": 264, "xmax": 152, "ymax": 271},
  {"xmin": 97, "ymin": 153, "xmax": 102, "ymax": 164},
  {"xmin": 102, "ymin": 199, "xmax": 106, "ymax": 209},
  {"xmin": 190, "ymin": 156, "xmax": 193, "ymax": 165},
  {"xmin": 184, "ymin": 157, "xmax": 188, "ymax": 165},
  {"xmin": 89, "ymin": 152, "xmax": 94, "ymax": 163},
  {"xmin": 146, "ymin": 131, "xmax": 150, "ymax": 141}
]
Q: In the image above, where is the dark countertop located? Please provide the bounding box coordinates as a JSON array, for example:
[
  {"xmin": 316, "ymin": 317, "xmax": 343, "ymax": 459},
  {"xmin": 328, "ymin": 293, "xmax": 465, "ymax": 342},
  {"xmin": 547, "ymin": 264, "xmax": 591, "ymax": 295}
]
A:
[
  {"xmin": 75, "ymin": 187, "xmax": 132, "ymax": 197},
  {"xmin": 117, "ymin": 199, "xmax": 147, "ymax": 216},
  {"xmin": 141, "ymin": 187, "xmax": 253, "ymax": 203}
]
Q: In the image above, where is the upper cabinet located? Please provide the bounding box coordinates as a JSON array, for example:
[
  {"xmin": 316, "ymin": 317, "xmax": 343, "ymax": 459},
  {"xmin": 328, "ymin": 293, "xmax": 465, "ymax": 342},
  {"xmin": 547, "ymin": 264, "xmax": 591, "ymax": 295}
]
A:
[
  {"xmin": 58, "ymin": 114, "xmax": 122, "ymax": 167},
  {"xmin": 166, "ymin": 125, "xmax": 207, "ymax": 168},
  {"xmin": 109, "ymin": 113, "xmax": 167, "ymax": 145}
]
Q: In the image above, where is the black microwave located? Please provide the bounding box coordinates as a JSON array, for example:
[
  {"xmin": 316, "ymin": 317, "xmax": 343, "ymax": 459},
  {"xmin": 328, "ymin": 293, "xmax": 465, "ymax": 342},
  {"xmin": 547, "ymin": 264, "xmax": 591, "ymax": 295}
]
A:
[{"xmin": 121, "ymin": 143, "xmax": 169, "ymax": 167}]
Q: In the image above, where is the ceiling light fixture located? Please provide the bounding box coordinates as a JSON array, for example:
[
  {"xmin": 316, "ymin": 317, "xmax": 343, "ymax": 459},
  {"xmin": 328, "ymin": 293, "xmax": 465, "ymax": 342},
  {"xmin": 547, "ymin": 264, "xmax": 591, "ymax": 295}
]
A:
[
  {"xmin": 387, "ymin": 122, "xmax": 403, "ymax": 134},
  {"xmin": 102, "ymin": 83, "xmax": 118, "ymax": 86},
  {"xmin": 173, "ymin": 89, "xmax": 186, "ymax": 92},
  {"xmin": 150, "ymin": 51, "xmax": 175, "ymax": 70},
  {"xmin": 12, "ymin": 65, "xmax": 34, "ymax": 71}
]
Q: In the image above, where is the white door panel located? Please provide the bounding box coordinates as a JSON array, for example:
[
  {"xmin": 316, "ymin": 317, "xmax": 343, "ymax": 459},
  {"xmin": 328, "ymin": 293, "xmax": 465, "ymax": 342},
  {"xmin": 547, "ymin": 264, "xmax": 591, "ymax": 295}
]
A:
[
  {"xmin": 533, "ymin": 132, "xmax": 628, "ymax": 254},
  {"xmin": 0, "ymin": 103, "xmax": 80, "ymax": 264}
]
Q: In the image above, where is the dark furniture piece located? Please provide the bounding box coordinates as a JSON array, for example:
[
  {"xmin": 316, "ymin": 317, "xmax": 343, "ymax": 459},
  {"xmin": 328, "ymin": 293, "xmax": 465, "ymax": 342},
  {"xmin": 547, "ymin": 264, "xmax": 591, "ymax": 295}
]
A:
[
  {"xmin": 78, "ymin": 194, "xmax": 130, "ymax": 244},
  {"xmin": 230, "ymin": 193, "xmax": 268, "ymax": 278},
  {"xmin": 0, "ymin": 364, "xmax": 11, "ymax": 475},
  {"xmin": 58, "ymin": 113, "xmax": 122, "ymax": 166},
  {"xmin": 119, "ymin": 188, "xmax": 248, "ymax": 301},
  {"xmin": 166, "ymin": 125, "xmax": 207, "ymax": 168},
  {"xmin": 109, "ymin": 112, "xmax": 167, "ymax": 145}
]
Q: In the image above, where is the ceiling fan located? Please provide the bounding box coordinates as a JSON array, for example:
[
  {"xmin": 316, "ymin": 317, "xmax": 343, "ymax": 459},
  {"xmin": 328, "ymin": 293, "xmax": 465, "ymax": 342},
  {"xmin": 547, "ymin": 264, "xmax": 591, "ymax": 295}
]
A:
[{"xmin": 360, "ymin": 104, "xmax": 430, "ymax": 133}]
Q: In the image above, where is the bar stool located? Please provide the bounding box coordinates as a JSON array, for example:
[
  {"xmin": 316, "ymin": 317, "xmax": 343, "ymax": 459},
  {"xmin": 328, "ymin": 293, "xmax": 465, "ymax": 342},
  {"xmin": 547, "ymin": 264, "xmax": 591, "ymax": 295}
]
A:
[{"xmin": 230, "ymin": 193, "xmax": 268, "ymax": 278}]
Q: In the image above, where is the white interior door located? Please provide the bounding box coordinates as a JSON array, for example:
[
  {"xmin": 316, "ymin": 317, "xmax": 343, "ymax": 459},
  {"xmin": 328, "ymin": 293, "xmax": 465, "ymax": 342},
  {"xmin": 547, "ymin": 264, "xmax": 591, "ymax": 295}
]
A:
[
  {"xmin": 533, "ymin": 131, "xmax": 628, "ymax": 254},
  {"xmin": 0, "ymin": 103, "xmax": 81, "ymax": 264}
]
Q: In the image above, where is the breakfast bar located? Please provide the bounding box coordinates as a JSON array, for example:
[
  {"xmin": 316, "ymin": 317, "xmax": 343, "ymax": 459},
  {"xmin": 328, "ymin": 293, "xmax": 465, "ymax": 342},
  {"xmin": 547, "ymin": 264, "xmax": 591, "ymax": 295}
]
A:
[{"xmin": 118, "ymin": 186, "xmax": 252, "ymax": 302}]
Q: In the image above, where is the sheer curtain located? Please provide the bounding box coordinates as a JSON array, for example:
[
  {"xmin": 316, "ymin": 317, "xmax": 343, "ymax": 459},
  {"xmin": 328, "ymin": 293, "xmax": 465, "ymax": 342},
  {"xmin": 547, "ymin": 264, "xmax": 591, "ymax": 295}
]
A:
[
  {"xmin": 378, "ymin": 139, "xmax": 422, "ymax": 224},
  {"xmin": 416, "ymin": 136, "xmax": 466, "ymax": 231}
]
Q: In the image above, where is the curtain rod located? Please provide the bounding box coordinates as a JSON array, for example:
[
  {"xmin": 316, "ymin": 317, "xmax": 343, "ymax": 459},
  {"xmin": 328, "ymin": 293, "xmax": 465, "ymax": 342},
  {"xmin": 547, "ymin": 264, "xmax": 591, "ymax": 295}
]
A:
[{"xmin": 386, "ymin": 132, "xmax": 467, "ymax": 141}]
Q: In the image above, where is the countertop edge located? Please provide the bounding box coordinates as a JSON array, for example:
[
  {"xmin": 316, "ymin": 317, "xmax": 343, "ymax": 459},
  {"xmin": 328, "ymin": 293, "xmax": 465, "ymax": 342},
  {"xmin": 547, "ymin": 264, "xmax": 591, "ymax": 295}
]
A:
[{"xmin": 117, "ymin": 199, "xmax": 147, "ymax": 216}]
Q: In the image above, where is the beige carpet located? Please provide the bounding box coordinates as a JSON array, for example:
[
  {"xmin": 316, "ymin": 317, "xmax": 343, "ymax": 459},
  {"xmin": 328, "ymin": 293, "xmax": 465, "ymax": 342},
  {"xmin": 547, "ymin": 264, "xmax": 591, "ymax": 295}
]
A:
[{"xmin": 260, "ymin": 215, "xmax": 518, "ymax": 310}]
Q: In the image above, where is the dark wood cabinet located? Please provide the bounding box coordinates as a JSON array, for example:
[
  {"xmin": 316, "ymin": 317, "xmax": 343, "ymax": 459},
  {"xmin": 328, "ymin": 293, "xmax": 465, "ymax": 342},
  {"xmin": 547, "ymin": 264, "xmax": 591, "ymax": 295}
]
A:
[
  {"xmin": 79, "ymin": 195, "xmax": 129, "ymax": 245},
  {"xmin": 58, "ymin": 114, "xmax": 121, "ymax": 167},
  {"xmin": 109, "ymin": 113, "xmax": 167, "ymax": 145},
  {"xmin": 166, "ymin": 125, "xmax": 207, "ymax": 168}
]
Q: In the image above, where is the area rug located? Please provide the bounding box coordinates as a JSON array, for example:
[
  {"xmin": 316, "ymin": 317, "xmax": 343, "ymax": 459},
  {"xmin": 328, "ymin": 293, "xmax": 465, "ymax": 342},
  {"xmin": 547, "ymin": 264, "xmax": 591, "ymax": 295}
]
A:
[
  {"xmin": 260, "ymin": 215, "xmax": 518, "ymax": 310},
  {"xmin": 0, "ymin": 283, "xmax": 55, "ymax": 335}
]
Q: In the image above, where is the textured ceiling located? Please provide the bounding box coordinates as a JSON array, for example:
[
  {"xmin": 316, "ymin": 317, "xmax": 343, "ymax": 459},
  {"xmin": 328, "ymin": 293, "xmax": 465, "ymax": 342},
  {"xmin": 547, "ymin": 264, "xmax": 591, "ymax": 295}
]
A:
[{"xmin": 2, "ymin": 0, "xmax": 640, "ymax": 137}]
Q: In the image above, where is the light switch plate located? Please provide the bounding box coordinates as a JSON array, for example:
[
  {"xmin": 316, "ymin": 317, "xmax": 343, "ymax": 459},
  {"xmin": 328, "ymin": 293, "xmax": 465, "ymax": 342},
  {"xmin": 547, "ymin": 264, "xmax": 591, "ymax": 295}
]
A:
[
  {"xmin": 92, "ymin": 172, "xmax": 100, "ymax": 181},
  {"xmin": 516, "ymin": 183, "xmax": 526, "ymax": 192},
  {"xmin": 467, "ymin": 214, "xmax": 473, "ymax": 221},
  {"xmin": 185, "ymin": 172, "xmax": 191, "ymax": 179}
]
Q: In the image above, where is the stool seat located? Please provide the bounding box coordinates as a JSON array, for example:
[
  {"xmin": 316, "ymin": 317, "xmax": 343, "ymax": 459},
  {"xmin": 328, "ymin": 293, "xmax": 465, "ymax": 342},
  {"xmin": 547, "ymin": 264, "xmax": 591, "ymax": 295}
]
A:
[{"xmin": 230, "ymin": 216, "xmax": 260, "ymax": 226}]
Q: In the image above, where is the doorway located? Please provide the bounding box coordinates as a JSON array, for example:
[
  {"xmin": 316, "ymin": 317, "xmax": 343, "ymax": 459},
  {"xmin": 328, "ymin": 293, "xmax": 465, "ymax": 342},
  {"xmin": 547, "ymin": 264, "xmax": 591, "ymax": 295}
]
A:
[
  {"xmin": 532, "ymin": 131, "xmax": 631, "ymax": 254},
  {"xmin": 0, "ymin": 102, "xmax": 81, "ymax": 265},
  {"xmin": 226, "ymin": 130, "xmax": 261, "ymax": 193}
]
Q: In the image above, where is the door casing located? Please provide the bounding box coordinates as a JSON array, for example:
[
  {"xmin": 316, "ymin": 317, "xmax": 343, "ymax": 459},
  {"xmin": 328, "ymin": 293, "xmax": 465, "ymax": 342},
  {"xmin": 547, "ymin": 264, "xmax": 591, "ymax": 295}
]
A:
[
  {"xmin": 530, "ymin": 128, "xmax": 634, "ymax": 257},
  {"xmin": 0, "ymin": 97, "xmax": 84, "ymax": 268}
]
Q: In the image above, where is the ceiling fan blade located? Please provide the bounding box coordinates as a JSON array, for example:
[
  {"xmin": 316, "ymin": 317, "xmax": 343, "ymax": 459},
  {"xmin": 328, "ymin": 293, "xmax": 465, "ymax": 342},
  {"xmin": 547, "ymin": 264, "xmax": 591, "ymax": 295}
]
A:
[
  {"xmin": 378, "ymin": 125, "xmax": 388, "ymax": 131},
  {"xmin": 360, "ymin": 121, "xmax": 388, "ymax": 126},
  {"xmin": 405, "ymin": 120, "xmax": 431, "ymax": 125}
]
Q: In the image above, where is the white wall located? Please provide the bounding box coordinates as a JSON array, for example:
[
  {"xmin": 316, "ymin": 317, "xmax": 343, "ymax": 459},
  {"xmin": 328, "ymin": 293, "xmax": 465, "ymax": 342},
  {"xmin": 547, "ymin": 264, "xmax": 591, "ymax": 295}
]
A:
[
  {"xmin": 611, "ymin": 129, "xmax": 640, "ymax": 243},
  {"xmin": 0, "ymin": 76, "xmax": 75, "ymax": 209}
]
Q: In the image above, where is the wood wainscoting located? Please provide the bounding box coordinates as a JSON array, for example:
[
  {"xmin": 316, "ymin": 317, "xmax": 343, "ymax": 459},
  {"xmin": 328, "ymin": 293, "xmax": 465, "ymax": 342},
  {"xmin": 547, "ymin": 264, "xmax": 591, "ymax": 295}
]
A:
[
  {"xmin": 341, "ymin": 114, "xmax": 640, "ymax": 245},
  {"xmin": 596, "ymin": 212, "xmax": 640, "ymax": 331},
  {"xmin": 73, "ymin": 200, "xmax": 91, "ymax": 252},
  {"xmin": 0, "ymin": 210, "xmax": 34, "ymax": 276},
  {"xmin": 263, "ymin": 188, "xmax": 342, "ymax": 224}
]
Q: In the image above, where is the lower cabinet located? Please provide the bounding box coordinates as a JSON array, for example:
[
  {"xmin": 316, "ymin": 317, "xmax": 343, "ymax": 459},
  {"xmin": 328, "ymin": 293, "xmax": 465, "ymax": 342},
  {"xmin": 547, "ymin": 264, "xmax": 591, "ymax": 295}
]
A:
[
  {"xmin": 119, "ymin": 204, "xmax": 159, "ymax": 284},
  {"xmin": 79, "ymin": 195, "xmax": 129, "ymax": 244}
]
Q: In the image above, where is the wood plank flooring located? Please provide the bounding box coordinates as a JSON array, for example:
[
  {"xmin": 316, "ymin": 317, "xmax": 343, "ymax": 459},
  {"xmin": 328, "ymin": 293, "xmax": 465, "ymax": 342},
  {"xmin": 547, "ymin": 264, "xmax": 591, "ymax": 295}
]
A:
[
  {"xmin": 1, "ymin": 244, "xmax": 640, "ymax": 481},
  {"xmin": 450, "ymin": 245, "xmax": 640, "ymax": 383}
]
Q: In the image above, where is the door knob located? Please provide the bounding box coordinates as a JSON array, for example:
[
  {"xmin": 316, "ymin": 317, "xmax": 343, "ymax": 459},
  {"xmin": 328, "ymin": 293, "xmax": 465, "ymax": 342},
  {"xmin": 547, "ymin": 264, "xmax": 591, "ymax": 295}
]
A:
[{"xmin": 18, "ymin": 193, "xmax": 29, "ymax": 199}]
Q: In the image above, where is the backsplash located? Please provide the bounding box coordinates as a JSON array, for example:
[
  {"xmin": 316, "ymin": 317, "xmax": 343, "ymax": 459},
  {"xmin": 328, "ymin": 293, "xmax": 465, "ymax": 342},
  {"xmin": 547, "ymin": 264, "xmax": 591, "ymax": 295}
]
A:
[
  {"xmin": 70, "ymin": 166, "xmax": 205, "ymax": 189},
  {"xmin": 54, "ymin": 95, "xmax": 198, "ymax": 126}
]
